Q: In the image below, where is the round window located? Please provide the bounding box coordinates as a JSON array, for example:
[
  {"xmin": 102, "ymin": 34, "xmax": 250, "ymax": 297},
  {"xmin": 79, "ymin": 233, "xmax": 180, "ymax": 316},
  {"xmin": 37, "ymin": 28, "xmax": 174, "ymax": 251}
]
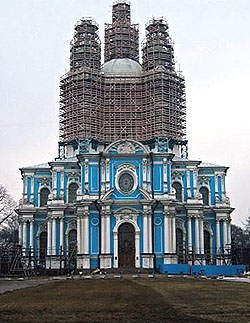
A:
[{"xmin": 118, "ymin": 172, "xmax": 134, "ymax": 193}]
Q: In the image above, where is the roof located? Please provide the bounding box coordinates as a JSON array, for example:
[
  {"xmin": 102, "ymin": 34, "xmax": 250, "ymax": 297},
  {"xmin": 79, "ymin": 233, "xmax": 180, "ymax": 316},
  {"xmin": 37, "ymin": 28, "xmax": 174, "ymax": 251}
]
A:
[
  {"xmin": 101, "ymin": 58, "xmax": 142, "ymax": 76},
  {"xmin": 199, "ymin": 162, "xmax": 226, "ymax": 168}
]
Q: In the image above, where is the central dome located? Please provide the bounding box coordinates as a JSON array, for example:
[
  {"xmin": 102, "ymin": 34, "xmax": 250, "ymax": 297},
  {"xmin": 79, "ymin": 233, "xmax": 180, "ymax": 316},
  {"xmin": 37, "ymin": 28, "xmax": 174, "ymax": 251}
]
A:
[{"xmin": 101, "ymin": 58, "xmax": 142, "ymax": 76}]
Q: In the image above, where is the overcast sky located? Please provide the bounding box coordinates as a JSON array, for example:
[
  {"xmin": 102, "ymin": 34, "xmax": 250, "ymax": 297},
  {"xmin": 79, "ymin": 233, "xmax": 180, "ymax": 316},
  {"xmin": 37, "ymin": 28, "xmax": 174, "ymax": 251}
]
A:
[{"xmin": 0, "ymin": 0, "xmax": 249, "ymax": 226}]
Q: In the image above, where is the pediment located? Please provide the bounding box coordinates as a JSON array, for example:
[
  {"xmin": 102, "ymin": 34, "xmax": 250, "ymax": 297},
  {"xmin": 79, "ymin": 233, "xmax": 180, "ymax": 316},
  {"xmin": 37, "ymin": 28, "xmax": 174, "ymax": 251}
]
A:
[{"xmin": 104, "ymin": 139, "xmax": 149, "ymax": 155}]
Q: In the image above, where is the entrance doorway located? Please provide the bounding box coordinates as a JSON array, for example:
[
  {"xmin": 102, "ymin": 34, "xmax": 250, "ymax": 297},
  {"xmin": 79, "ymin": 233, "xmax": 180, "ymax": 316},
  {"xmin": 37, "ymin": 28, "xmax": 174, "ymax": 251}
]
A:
[{"xmin": 118, "ymin": 223, "xmax": 135, "ymax": 268}]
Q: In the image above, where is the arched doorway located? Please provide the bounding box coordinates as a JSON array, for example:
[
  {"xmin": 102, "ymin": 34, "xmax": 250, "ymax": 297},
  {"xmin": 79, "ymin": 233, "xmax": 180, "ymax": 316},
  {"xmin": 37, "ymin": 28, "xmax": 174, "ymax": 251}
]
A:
[
  {"xmin": 204, "ymin": 230, "xmax": 211, "ymax": 264},
  {"xmin": 68, "ymin": 229, "xmax": 77, "ymax": 269},
  {"xmin": 176, "ymin": 228, "xmax": 184, "ymax": 263},
  {"xmin": 39, "ymin": 232, "xmax": 47, "ymax": 265},
  {"xmin": 118, "ymin": 223, "xmax": 135, "ymax": 268}
]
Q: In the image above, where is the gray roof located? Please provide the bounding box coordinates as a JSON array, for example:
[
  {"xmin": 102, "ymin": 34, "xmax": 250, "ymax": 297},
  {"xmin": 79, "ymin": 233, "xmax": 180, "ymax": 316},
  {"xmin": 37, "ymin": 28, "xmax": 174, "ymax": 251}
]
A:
[
  {"xmin": 199, "ymin": 162, "xmax": 225, "ymax": 168},
  {"xmin": 101, "ymin": 58, "xmax": 142, "ymax": 76},
  {"xmin": 24, "ymin": 162, "xmax": 50, "ymax": 169}
]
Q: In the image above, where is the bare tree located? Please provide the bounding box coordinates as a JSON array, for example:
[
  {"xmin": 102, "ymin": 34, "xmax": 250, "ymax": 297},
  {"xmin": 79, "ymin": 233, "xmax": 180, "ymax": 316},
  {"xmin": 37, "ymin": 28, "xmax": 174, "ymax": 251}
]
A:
[{"xmin": 0, "ymin": 184, "xmax": 18, "ymax": 246}]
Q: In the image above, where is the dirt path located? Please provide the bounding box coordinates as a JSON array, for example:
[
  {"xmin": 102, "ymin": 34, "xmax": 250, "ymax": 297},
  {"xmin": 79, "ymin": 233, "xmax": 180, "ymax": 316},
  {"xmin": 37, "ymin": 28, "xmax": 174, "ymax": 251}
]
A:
[{"xmin": 0, "ymin": 278, "xmax": 52, "ymax": 294}]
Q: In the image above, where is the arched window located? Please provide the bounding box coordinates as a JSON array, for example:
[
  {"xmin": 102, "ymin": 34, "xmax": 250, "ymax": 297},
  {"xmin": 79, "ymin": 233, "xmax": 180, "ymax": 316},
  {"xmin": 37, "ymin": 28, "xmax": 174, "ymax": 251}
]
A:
[
  {"xmin": 204, "ymin": 230, "xmax": 211, "ymax": 264},
  {"xmin": 39, "ymin": 231, "xmax": 47, "ymax": 262},
  {"xmin": 200, "ymin": 187, "xmax": 209, "ymax": 206},
  {"xmin": 176, "ymin": 228, "xmax": 184, "ymax": 263},
  {"xmin": 68, "ymin": 183, "xmax": 78, "ymax": 203},
  {"xmin": 173, "ymin": 182, "xmax": 182, "ymax": 202},
  {"xmin": 40, "ymin": 188, "xmax": 50, "ymax": 207}
]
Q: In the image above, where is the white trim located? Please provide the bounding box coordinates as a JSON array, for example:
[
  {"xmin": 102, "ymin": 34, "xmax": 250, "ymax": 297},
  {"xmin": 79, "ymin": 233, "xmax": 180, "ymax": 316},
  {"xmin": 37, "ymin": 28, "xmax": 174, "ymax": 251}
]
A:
[
  {"xmin": 115, "ymin": 164, "xmax": 138, "ymax": 195},
  {"xmin": 113, "ymin": 207, "xmax": 140, "ymax": 268}
]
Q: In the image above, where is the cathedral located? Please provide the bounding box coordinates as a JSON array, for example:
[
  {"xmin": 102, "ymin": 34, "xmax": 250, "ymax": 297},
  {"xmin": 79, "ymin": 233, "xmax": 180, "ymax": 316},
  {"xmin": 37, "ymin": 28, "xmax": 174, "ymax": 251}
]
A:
[{"xmin": 17, "ymin": 1, "xmax": 234, "ymax": 273}]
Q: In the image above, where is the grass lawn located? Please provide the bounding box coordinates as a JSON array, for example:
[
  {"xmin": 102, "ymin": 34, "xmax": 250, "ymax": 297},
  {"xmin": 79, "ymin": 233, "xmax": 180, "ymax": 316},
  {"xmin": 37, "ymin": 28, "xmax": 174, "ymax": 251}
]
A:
[{"xmin": 0, "ymin": 277, "xmax": 249, "ymax": 322}]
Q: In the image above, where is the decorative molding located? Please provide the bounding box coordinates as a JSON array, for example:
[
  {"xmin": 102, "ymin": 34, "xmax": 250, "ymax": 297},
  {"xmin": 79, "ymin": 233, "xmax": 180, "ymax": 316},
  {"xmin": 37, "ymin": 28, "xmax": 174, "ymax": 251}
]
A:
[
  {"xmin": 171, "ymin": 170, "xmax": 184, "ymax": 181},
  {"xmin": 198, "ymin": 176, "xmax": 211, "ymax": 186},
  {"xmin": 38, "ymin": 177, "xmax": 52, "ymax": 186},
  {"xmin": 36, "ymin": 222, "xmax": 47, "ymax": 238},
  {"xmin": 113, "ymin": 207, "xmax": 139, "ymax": 223},
  {"xmin": 67, "ymin": 171, "xmax": 81, "ymax": 183},
  {"xmin": 204, "ymin": 221, "xmax": 213, "ymax": 236},
  {"xmin": 117, "ymin": 141, "xmax": 135, "ymax": 154},
  {"xmin": 66, "ymin": 220, "xmax": 77, "ymax": 234}
]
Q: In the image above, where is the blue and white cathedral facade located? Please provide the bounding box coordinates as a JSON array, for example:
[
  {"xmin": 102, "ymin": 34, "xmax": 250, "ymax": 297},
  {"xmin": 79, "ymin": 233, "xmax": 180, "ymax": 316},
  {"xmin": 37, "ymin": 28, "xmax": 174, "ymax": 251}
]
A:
[{"xmin": 17, "ymin": 1, "xmax": 233, "ymax": 271}]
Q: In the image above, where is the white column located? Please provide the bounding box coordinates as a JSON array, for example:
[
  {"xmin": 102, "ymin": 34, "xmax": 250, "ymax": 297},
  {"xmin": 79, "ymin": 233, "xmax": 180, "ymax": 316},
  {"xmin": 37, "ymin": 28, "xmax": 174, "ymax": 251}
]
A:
[
  {"xmin": 60, "ymin": 218, "xmax": 64, "ymax": 252},
  {"xmin": 193, "ymin": 170, "xmax": 198, "ymax": 196},
  {"xmin": 143, "ymin": 212, "xmax": 148, "ymax": 253},
  {"xmin": 142, "ymin": 158, "xmax": 147, "ymax": 190},
  {"xmin": 163, "ymin": 158, "xmax": 168, "ymax": 193},
  {"xmin": 84, "ymin": 159, "xmax": 89, "ymax": 192},
  {"xmin": 106, "ymin": 158, "xmax": 110, "ymax": 191},
  {"xmin": 114, "ymin": 233, "xmax": 118, "ymax": 268},
  {"xmin": 216, "ymin": 219, "xmax": 220, "ymax": 253},
  {"xmin": 30, "ymin": 176, "xmax": 34, "ymax": 203},
  {"xmin": 47, "ymin": 219, "xmax": 51, "ymax": 256},
  {"xmin": 164, "ymin": 213, "xmax": 170, "ymax": 253},
  {"xmin": 105, "ymin": 214, "xmax": 110, "ymax": 254},
  {"xmin": 215, "ymin": 174, "xmax": 219, "ymax": 201},
  {"xmin": 101, "ymin": 161, "xmax": 105, "ymax": 193},
  {"xmin": 148, "ymin": 213, "xmax": 152, "ymax": 253},
  {"xmin": 223, "ymin": 219, "xmax": 228, "ymax": 250},
  {"xmin": 135, "ymin": 232, "xmax": 140, "ymax": 268},
  {"xmin": 101, "ymin": 213, "xmax": 105, "ymax": 254},
  {"xmin": 172, "ymin": 216, "xmax": 176, "ymax": 254},
  {"xmin": 30, "ymin": 220, "xmax": 34, "ymax": 249},
  {"xmin": 83, "ymin": 215, "xmax": 89, "ymax": 254},
  {"xmin": 60, "ymin": 172, "xmax": 64, "ymax": 198},
  {"xmin": 169, "ymin": 217, "xmax": 173, "ymax": 252},
  {"xmin": 52, "ymin": 171, "xmax": 57, "ymax": 199},
  {"xmin": 188, "ymin": 216, "xmax": 192, "ymax": 252},
  {"xmin": 195, "ymin": 217, "xmax": 200, "ymax": 254},
  {"xmin": 22, "ymin": 220, "xmax": 27, "ymax": 250},
  {"xmin": 199, "ymin": 218, "xmax": 204, "ymax": 255},
  {"xmin": 80, "ymin": 216, "xmax": 84, "ymax": 254},
  {"xmin": 23, "ymin": 176, "xmax": 27, "ymax": 201},
  {"xmin": 18, "ymin": 221, "xmax": 23, "ymax": 245},
  {"xmin": 186, "ymin": 169, "xmax": 191, "ymax": 198},
  {"xmin": 52, "ymin": 218, "xmax": 56, "ymax": 255},
  {"xmin": 77, "ymin": 216, "xmax": 81, "ymax": 254},
  {"xmin": 227, "ymin": 220, "xmax": 231, "ymax": 246}
]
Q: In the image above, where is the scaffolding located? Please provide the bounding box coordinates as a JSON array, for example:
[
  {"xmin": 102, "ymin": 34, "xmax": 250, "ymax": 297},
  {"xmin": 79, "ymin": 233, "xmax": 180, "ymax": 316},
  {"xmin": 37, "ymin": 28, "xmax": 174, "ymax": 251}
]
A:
[
  {"xmin": 104, "ymin": 1, "xmax": 139, "ymax": 62},
  {"xmin": 59, "ymin": 2, "xmax": 186, "ymax": 146}
]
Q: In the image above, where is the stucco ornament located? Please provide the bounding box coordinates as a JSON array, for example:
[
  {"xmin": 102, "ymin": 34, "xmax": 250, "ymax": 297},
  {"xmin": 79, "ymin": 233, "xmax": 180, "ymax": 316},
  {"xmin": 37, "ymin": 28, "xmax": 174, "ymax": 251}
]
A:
[
  {"xmin": 117, "ymin": 141, "xmax": 135, "ymax": 154},
  {"xmin": 38, "ymin": 177, "xmax": 52, "ymax": 186}
]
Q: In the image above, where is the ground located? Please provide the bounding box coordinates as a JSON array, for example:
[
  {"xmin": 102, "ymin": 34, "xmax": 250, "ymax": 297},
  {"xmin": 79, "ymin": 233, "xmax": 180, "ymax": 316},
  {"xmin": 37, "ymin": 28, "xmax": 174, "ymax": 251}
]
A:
[{"xmin": 0, "ymin": 276, "xmax": 250, "ymax": 322}]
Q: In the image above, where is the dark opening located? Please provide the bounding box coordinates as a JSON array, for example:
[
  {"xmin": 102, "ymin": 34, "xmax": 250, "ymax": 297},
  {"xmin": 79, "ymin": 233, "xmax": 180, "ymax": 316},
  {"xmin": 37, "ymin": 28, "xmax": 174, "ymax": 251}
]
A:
[
  {"xmin": 173, "ymin": 182, "xmax": 182, "ymax": 202},
  {"xmin": 176, "ymin": 228, "xmax": 184, "ymax": 263},
  {"xmin": 200, "ymin": 187, "xmax": 209, "ymax": 206},
  {"xmin": 68, "ymin": 229, "xmax": 77, "ymax": 269},
  {"xmin": 39, "ymin": 231, "xmax": 47, "ymax": 264},
  {"xmin": 40, "ymin": 188, "xmax": 50, "ymax": 207},
  {"xmin": 118, "ymin": 223, "xmax": 135, "ymax": 268},
  {"xmin": 68, "ymin": 183, "xmax": 78, "ymax": 203},
  {"xmin": 204, "ymin": 230, "xmax": 211, "ymax": 264}
]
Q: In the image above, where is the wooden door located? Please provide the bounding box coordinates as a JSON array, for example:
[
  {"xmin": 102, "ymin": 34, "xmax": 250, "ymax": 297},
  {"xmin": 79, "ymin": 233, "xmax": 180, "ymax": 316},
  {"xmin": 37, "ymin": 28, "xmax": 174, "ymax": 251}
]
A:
[{"xmin": 118, "ymin": 223, "xmax": 135, "ymax": 268}]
